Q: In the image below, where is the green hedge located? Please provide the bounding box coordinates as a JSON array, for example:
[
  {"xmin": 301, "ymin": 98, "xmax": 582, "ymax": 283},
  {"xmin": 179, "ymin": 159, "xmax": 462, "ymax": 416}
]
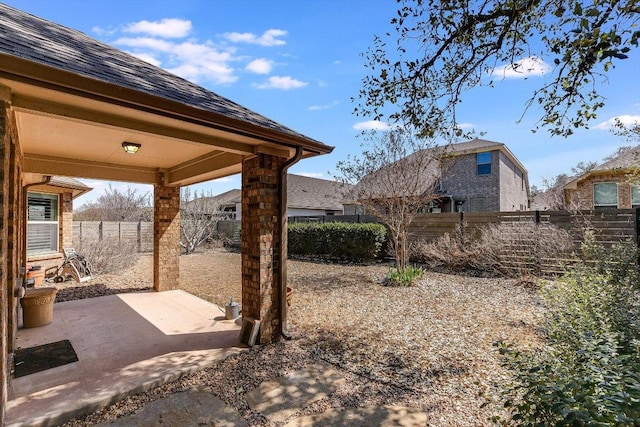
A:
[{"xmin": 288, "ymin": 222, "xmax": 386, "ymax": 260}]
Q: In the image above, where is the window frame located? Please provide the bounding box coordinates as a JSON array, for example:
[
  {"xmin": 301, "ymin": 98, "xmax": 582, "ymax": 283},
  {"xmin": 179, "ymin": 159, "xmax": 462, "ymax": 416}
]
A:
[
  {"xmin": 632, "ymin": 185, "xmax": 640, "ymax": 208},
  {"xmin": 27, "ymin": 191, "xmax": 60, "ymax": 255},
  {"xmin": 593, "ymin": 182, "xmax": 619, "ymax": 209},
  {"xmin": 476, "ymin": 152, "xmax": 492, "ymax": 176}
]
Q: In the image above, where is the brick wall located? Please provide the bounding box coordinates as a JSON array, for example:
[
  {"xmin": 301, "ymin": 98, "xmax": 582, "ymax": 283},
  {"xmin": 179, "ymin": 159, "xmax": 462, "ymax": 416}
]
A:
[
  {"xmin": 568, "ymin": 174, "xmax": 633, "ymax": 209},
  {"xmin": 153, "ymin": 174, "xmax": 180, "ymax": 291},
  {"xmin": 1, "ymin": 97, "xmax": 9, "ymax": 427},
  {"xmin": 61, "ymin": 192, "xmax": 73, "ymax": 249},
  {"xmin": 498, "ymin": 152, "xmax": 529, "ymax": 211},
  {"xmin": 1, "ymin": 96, "xmax": 25, "ymax": 427},
  {"xmin": 442, "ymin": 151, "xmax": 500, "ymax": 212},
  {"xmin": 241, "ymin": 153, "xmax": 284, "ymax": 344}
]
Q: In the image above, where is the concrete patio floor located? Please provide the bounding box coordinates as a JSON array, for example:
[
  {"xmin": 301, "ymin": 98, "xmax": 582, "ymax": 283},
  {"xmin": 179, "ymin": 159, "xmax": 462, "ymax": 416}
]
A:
[{"xmin": 6, "ymin": 290, "xmax": 245, "ymax": 427}]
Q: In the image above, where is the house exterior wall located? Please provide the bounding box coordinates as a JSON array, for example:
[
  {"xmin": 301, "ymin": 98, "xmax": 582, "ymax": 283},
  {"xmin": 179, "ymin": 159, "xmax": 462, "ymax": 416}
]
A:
[
  {"xmin": 498, "ymin": 151, "xmax": 529, "ymax": 211},
  {"xmin": 441, "ymin": 151, "xmax": 500, "ymax": 212},
  {"xmin": 1, "ymin": 94, "xmax": 24, "ymax": 426},
  {"xmin": 287, "ymin": 208, "xmax": 341, "ymax": 217},
  {"xmin": 566, "ymin": 173, "xmax": 634, "ymax": 209}
]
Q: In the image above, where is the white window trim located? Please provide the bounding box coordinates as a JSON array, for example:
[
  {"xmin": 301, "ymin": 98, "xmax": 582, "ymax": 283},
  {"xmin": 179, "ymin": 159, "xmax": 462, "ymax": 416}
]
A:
[{"xmin": 27, "ymin": 192, "xmax": 60, "ymax": 255}]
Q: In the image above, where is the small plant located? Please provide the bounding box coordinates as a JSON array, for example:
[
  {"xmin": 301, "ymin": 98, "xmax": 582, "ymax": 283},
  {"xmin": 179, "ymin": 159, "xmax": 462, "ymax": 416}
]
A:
[
  {"xmin": 384, "ymin": 266, "xmax": 424, "ymax": 286},
  {"xmin": 495, "ymin": 239, "xmax": 640, "ymax": 425}
]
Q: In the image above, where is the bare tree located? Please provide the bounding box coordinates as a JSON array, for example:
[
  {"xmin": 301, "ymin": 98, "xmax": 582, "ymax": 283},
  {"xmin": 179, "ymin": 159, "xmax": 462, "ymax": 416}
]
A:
[
  {"xmin": 180, "ymin": 187, "xmax": 222, "ymax": 255},
  {"xmin": 74, "ymin": 184, "xmax": 151, "ymax": 221},
  {"xmin": 336, "ymin": 128, "xmax": 449, "ymax": 271}
]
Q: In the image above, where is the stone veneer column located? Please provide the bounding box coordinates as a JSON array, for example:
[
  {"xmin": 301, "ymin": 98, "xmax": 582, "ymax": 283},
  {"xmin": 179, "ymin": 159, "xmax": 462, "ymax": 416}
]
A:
[
  {"xmin": 242, "ymin": 153, "xmax": 284, "ymax": 344},
  {"xmin": 153, "ymin": 173, "xmax": 180, "ymax": 292}
]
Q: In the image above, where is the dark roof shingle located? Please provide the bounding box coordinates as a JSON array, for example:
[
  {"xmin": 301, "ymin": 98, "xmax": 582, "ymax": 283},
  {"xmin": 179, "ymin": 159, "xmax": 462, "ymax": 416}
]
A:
[{"xmin": 0, "ymin": 3, "xmax": 322, "ymax": 144}]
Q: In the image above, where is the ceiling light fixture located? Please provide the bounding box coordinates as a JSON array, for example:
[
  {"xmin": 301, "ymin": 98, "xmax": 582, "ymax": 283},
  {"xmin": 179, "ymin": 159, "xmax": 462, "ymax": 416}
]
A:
[{"xmin": 122, "ymin": 141, "xmax": 141, "ymax": 154}]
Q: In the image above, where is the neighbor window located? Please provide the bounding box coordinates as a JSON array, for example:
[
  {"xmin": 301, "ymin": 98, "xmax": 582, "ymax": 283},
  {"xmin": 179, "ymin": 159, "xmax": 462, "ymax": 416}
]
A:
[
  {"xmin": 27, "ymin": 192, "xmax": 59, "ymax": 255},
  {"xmin": 476, "ymin": 152, "xmax": 492, "ymax": 175},
  {"xmin": 593, "ymin": 182, "xmax": 618, "ymax": 209},
  {"xmin": 632, "ymin": 186, "xmax": 640, "ymax": 208}
]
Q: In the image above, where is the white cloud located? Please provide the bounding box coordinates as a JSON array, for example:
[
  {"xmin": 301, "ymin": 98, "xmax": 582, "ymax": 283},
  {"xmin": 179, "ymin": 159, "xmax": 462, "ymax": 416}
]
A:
[
  {"xmin": 353, "ymin": 120, "xmax": 391, "ymax": 131},
  {"xmin": 455, "ymin": 122, "xmax": 475, "ymax": 130},
  {"xmin": 114, "ymin": 37, "xmax": 237, "ymax": 84},
  {"xmin": 493, "ymin": 56, "xmax": 551, "ymax": 79},
  {"xmin": 223, "ymin": 29, "xmax": 287, "ymax": 46},
  {"xmin": 114, "ymin": 37, "xmax": 174, "ymax": 52},
  {"xmin": 245, "ymin": 58, "xmax": 274, "ymax": 74},
  {"xmin": 295, "ymin": 172, "xmax": 324, "ymax": 178},
  {"xmin": 594, "ymin": 114, "xmax": 640, "ymax": 130},
  {"xmin": 308, "ymin": 100, "xmax": 340, "ymax": 111},
  {"xmin": 127, "ymin": 52, "xmax": 162, "ymax": 67},
  {"xmin": 125, "ymin": 18, "xmax": 192, "ymax": 38},
  {"xmin": 254, "ymin": 76, "xmax": 308, "ymax": 90}
]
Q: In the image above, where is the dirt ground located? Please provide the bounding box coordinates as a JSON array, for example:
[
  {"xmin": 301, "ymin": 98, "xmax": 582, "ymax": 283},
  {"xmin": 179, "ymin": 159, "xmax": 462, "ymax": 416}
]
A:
[{"xmin": 56, "ymin": 249, "xmax": 544, "ymax": 426}]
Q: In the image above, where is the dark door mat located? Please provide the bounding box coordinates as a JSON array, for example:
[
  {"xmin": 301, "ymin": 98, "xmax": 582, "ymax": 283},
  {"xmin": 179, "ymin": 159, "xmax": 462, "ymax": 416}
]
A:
[{"xmin": 13, "ymin": 339, "xmax": 78, "ymax": 378}]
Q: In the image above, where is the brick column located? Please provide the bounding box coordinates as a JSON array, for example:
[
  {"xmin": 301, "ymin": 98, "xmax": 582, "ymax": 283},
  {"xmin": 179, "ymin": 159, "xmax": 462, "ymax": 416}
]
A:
[
  {"xmin": 61, "ymin": 192, "xmax": 73, "ymax": 249},
  {"xmin": 153, "ymin": 173, "xmax": 180, "ymax": 292},
  {"xmin": 242, "ymin": 153, "xmax": 284, "ymax": 344},
  {"xmin": 0, "ymin": 97, "xmax": 9, "ymax": 427}
]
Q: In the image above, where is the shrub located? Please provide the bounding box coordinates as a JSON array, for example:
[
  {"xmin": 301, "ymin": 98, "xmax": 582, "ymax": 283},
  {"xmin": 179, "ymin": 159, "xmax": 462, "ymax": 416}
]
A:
[
  {"xmin": 411, "ymin": 221, "xmax": 574, "ymax": 277},
  {"xmin": 384, "ymin": 266, "xmax": 424, "ymax": 286},
  {"xmin": 495, "ymin": 240, "xmax": 640, "ymax": 425},
  {"xmin": 288, "ymin": 222, "xmax": 386, "ymax": 261},
  {"xmin": 76, "ymin": 238, "xmax": 140, "ymax": 275}
]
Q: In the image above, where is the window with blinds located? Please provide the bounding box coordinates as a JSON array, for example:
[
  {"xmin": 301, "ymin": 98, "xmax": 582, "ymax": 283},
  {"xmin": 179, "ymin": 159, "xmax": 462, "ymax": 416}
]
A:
[{"xmin": 27, "ymin": 192, "xmax": 59, "ymax": 255}]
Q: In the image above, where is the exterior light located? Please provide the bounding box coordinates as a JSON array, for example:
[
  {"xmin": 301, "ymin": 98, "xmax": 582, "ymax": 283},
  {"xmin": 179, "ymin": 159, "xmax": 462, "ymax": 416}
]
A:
[{"xmin": 122, "ymin": 141, "xmax": 141, "ymax": 154}]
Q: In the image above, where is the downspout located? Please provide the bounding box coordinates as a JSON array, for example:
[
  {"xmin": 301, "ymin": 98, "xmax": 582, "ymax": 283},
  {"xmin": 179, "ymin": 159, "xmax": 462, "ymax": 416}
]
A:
[
  {"xmin": 278, "ymin": 147, "xmax": 303, "ymax": 340},
  {"xmin": 22, "ymin": 175, "xmax": 52, "ymax": 271}
]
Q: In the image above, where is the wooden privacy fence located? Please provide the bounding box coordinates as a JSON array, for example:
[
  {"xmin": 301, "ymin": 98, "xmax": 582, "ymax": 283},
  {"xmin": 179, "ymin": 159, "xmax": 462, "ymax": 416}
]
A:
[
  {"xmin": 407, "ymin": 209, "xmax": 637, "ymax": 246},
  {"xmin": 75, "ymin": 210, "xmax": 639, "ymax": 270},
  {"xmin": 73, "ymin": 221, "xmax": 154, "ymax": 253}
]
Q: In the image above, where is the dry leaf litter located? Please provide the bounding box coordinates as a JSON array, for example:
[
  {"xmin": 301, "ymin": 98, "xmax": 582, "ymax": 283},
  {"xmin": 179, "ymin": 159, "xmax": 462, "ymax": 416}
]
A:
[{"xmin": 55, "ymin": 250, "xmax": 545, "ymax": 426}]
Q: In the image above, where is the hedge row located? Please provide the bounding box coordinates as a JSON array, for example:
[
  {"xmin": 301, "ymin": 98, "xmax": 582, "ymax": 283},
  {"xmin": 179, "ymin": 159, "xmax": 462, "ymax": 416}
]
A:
[{"xmin": 288, "ymin": 222, "xmax": 386, "ymax": 260}]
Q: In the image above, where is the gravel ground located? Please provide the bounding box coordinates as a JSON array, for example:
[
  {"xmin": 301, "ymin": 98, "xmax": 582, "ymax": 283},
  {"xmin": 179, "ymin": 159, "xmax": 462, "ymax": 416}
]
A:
[{"xmin": 56, "ymin": 249, "xmax": 545, "ymax": 426}]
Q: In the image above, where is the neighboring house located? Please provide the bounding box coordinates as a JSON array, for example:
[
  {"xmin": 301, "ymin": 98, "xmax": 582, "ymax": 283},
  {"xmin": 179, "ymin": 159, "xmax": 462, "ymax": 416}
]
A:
[
  {"xmin": 563, "ymin": 146, "xmax": 640, "ymax": 209},
  {"xmin": 209, "ymin": 174, "xmax": 349, "ymax": 219},
  {"xmin": 346, "ymin": 138, "xmax": 530, "ymax": 213},
  {"xmin": 25, "ymin": 175, "xmax": 92, "ymax": 265},
  {"xmin": 439, "ymin": 139, "xmax": 530, "ymax": 212}
]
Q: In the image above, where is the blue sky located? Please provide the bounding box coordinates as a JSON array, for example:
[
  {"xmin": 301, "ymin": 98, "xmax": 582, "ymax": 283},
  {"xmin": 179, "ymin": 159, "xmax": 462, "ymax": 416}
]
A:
[{"xmin": 5, "ymin": 0, "xmax": 640, "ymax": 207}]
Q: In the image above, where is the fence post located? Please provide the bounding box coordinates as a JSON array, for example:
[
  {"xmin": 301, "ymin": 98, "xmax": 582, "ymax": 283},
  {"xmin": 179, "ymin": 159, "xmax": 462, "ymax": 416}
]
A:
[
  {"xmin": 79, "ymin": 221, "xmax": 83, "ymax": 248},
  {"xmin": 357, "ymin": 214, "xmax": 361, "ymax": 223},
  {"xmin": 99, "ymin": 221, "xmax": 103, "ymax": 241},
  {"xmin": 137, "ymin": 220, "xmax": 142, "ymax": 253},
  {"xmin": 535, "ymin": 210, "xmax": 541, "ymax": 224}
]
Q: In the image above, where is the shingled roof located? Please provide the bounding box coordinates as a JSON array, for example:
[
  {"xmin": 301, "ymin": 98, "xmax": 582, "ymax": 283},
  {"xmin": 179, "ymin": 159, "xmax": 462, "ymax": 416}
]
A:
[
  {"xmin": 208, "ymin": 175, "xmax": 349, "ymax": 211},
  {"xmin": 0, "ymin": 3, "xmax": 330, "ymax": 151}
]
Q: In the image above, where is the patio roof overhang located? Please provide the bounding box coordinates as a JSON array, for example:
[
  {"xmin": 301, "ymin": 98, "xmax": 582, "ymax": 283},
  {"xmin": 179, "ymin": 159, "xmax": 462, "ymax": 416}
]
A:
[{"xmin": 0, "ymin": 53, "xmax": 332, "ymax": 187}]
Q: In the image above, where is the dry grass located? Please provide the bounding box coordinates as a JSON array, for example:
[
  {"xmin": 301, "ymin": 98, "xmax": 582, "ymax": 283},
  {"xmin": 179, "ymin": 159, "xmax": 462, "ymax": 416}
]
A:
[{"xmin": 58, "ymin": 249, "xmax": 545, "ymax": 426}]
